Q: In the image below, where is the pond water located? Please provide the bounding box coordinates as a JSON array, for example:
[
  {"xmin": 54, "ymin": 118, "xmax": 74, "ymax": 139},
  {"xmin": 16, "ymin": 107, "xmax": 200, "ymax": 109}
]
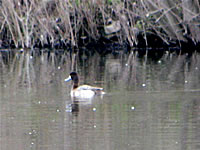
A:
[{"xmin": 0, "ymin": 50, "xmax": 200, "ymax": 150}]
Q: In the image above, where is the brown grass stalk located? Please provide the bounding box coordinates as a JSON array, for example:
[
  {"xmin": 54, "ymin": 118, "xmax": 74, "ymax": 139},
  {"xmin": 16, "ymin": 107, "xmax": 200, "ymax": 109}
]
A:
[{"xmin": 0, "ymin": 0, "xmax": 199, "ymax": 49}]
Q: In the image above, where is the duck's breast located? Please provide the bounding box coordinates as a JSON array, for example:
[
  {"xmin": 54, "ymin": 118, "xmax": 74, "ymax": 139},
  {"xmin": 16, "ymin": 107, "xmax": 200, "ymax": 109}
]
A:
[{"xmin": 71, "ymin": 89, "xmax": 95, "ymax": 99}]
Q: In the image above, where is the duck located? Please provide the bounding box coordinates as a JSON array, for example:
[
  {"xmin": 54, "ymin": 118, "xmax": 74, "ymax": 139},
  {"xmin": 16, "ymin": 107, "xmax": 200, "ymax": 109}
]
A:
[{"xmin": 65, "ymin": 72, "xmax": 105, "ymax": 99}]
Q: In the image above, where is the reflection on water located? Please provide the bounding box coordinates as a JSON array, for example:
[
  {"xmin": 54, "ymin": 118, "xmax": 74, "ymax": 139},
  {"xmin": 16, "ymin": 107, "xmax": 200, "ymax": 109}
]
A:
[{"xmin": 0, "ymin": 50, "xmax": 200, "ymax": 150}]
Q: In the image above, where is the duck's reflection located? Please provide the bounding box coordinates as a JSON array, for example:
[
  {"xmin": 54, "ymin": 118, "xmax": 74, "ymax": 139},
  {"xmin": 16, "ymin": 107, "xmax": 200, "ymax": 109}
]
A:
[
  {"xmin": 70, "ymin": 97, "xmax": 93, "ymax": 114},
  {"xmin": 71, "ymin": 101, "xmax": 79, "ymax": 113}
]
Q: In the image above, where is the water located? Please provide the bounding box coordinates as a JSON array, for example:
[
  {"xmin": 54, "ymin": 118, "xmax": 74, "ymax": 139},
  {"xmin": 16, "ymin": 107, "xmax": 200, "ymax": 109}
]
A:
[{"xmin": 0, "ymin": 50, "xmax": 200, "ymax": 150}]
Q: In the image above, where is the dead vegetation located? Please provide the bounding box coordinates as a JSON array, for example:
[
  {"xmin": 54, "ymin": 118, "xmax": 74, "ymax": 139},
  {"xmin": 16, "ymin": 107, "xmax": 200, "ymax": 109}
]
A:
[{"xmin": 0, "ymin": 0, "xmax": 199, "ymax": 49}]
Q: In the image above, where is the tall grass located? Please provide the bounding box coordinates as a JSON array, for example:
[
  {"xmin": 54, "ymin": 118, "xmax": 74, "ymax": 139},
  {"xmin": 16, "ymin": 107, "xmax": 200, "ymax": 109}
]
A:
[{"xmin": 0, "ymin": 0, "xmax": 199, "ymax": 49}]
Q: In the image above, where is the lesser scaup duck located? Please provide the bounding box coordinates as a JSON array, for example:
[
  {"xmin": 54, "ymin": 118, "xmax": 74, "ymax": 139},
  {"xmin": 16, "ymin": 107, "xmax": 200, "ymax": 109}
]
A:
[{"xmin": 65, "ymin": 72, "xmax": 105, "ymax": 99}]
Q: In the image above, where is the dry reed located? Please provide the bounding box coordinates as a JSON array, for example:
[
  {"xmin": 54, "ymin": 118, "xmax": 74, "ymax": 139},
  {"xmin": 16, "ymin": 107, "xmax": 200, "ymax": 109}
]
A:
[{"xmin": 0, "ymin": 0, "xmax": 199, "ymax": 49}]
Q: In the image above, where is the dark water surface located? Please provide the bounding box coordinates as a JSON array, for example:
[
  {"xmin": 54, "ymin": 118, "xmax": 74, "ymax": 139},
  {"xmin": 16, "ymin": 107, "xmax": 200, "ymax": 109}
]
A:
[{"xmin": 0, "ymin": 50, "xmax": 200, "ymax": 150}]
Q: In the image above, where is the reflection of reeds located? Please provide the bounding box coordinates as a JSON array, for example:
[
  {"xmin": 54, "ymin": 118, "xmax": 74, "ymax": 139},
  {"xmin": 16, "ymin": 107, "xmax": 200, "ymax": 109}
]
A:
[
  {"xmin": 1, "ymin": 51, "xmax": 200, "ymax": 94},
  {"xmin": 0, "ymin": 50, "xmax": 72, "ymax": 94},
  {"xmin": 184, "ymin": 53, "xmax": 200, "ymax": 90},
  {"xmin": 104, "ymin": 52, "xmax": 200, "ymax": 92},
  {"xmin": 0, "ymin": 0, "xmax": 199, "ymax": 48}
]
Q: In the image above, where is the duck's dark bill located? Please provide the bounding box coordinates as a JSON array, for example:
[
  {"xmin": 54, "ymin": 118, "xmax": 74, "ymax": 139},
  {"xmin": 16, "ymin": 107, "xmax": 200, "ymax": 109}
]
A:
[{"xmin": 64, "ymin": 76, "xmax": 72, "ymax": 82}]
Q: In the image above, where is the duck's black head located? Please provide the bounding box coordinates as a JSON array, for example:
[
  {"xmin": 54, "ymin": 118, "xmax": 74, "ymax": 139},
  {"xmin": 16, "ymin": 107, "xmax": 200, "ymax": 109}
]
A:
[
  {"xmin": 69, "ymin": 72, "xmax": 79, "ymax": 81},
  {"xmin": 65, "ymin": 72, "xmax": 79, "ymax": 89}
]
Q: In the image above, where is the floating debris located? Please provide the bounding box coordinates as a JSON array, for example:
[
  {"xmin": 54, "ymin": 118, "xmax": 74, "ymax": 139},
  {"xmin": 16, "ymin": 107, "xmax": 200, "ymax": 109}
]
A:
[
  {"xmin": 20, "ymin": 48, "xmax": 24, "ymax": 52},
  {"xmin": 104, "ymin": 19, "xmax": 121, "ymax": 35},
  {"xmin": 131, "ymin": 106, "xmax": 135, "ymax": 110},
  {"xmin": 92, "ymin": 107, "xmax": 97, "ymax": 112}
]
